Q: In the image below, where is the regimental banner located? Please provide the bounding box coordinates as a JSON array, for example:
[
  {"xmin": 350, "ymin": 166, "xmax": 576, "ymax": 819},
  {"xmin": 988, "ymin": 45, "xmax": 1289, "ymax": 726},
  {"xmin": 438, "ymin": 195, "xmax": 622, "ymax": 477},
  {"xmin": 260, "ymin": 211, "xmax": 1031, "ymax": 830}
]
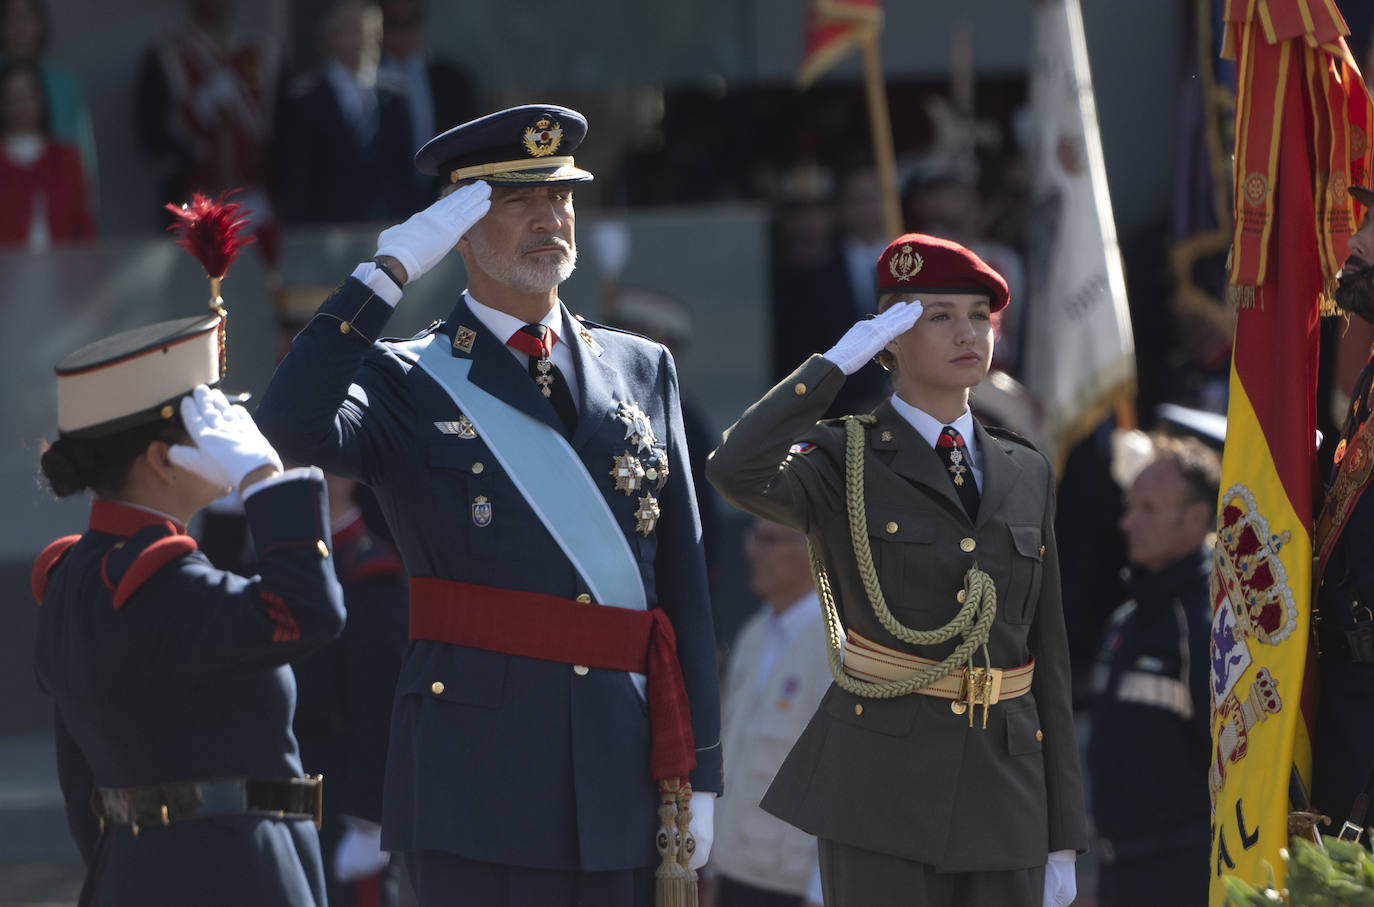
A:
[
  {"xmin": 1208, "ymin": 2, "xmax": 1372, "ymax": 902},
  {"xmin": 1022, "ymin": 0, "xmax": 1135, "ymax": 472},
  {"xmin": 796, "ymin": 0, "xmax": 882, "ymax": 88}
]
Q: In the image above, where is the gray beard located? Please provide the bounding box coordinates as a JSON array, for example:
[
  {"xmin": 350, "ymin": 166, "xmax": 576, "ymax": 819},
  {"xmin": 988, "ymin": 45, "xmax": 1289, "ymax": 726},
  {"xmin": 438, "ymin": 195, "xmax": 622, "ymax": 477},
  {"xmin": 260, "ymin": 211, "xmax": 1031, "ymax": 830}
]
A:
[{"xmin": 467, "ymin": 232, "xmax": 578, "ymax": 295}]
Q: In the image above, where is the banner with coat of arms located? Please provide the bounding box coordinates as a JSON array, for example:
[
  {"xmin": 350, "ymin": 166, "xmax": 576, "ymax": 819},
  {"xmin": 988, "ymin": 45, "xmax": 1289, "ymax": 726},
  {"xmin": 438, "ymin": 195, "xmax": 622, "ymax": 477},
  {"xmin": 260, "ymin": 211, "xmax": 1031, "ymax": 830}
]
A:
[{"xmin": 1208, "ymin": 2, "xmax": 1372, "ymax": 903}]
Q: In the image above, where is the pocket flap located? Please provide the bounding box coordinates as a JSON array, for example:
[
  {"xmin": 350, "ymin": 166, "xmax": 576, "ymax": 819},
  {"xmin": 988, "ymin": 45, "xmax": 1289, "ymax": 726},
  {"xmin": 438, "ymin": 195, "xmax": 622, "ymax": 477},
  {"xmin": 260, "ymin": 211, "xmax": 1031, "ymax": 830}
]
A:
[
  {"xmin": 1008, "ymin": 523, "xmax": 1044, "ymax": 560},
  {"xmin": 1005, "ymin": 704, "xmax": 1043, "ymax": 755},
  {"xmin": 823, "ymin": 686, "xmax": 918, "ymax": 737},
  {"xmin": 398, "ymin": 645, "xmax": 507, "ymax": 709},
  {"xmin": 866, "ymin": 510, "xmax": 935, "ymax": 544}
]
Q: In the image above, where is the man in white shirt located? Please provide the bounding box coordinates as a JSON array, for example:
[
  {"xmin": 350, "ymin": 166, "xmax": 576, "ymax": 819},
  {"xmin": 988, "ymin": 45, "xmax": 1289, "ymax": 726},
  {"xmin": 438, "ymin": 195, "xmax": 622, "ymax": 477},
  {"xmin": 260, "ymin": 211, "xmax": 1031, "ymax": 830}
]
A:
[{"xmin": 709, "ymin": 519, "xmax": 829, "ymax": 907}]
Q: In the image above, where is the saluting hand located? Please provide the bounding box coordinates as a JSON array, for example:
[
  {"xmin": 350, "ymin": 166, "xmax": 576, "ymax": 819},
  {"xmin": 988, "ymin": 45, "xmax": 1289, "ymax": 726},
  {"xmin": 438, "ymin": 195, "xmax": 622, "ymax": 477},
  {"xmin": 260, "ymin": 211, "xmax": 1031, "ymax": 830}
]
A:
[
  {"xmin": 821, "ymin": 300, "xmax": 924, "ymax": 376},
  {"xmin": 373, "ymin": 180, "xmax": 493, "ymax": 286},
  {"xmin": 169, "ymin": 386, "xmax": 283, "ymax": 491}
]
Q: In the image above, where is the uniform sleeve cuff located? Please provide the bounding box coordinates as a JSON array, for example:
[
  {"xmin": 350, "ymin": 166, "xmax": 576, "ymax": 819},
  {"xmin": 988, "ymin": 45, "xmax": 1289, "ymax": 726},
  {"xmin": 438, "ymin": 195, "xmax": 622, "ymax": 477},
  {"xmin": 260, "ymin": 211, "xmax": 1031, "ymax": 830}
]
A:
[
  {"xmin": 351, "ymin": 262, "xmax": 403, "ymax": 307},
  {"xmin": 241, "ymin": 466, "xmax": 325, "ymax": 500}
]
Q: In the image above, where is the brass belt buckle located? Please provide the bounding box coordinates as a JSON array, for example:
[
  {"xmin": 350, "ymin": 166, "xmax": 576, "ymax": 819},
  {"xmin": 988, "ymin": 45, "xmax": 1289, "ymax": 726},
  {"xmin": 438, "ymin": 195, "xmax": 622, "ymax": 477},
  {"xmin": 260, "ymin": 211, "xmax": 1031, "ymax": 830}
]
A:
[
  {"xmin": 309, "ymin": 774, "xmax": 324, "ymax": 830},
  {"xmin": 953, "ymin": 667, "xmax": 1003, "ymax": 729}
]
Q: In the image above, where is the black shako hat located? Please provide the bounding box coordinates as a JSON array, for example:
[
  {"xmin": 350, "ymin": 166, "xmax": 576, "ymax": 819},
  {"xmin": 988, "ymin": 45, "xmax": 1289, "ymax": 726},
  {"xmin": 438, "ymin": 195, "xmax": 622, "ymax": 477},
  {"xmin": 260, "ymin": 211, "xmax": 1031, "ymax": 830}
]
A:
[
  {"xmin": 414, "ymin": 104, "xmax": 595, "ymax": 187},
  {"xmin": 55, "ymin": 314, "xmax": 224, "ymax": 439}
]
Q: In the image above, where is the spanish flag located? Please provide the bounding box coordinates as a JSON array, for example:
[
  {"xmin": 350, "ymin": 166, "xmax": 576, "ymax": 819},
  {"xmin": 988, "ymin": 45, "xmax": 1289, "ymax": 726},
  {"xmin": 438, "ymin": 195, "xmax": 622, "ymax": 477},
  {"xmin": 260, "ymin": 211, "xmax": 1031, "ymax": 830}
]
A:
[
  {"xmin": 796, "ymin": 0, "xmax": 882, "ymax": 88},
  {"xmin": 1209, "ymin": 2, "xmax": 1372, "ymax": 902}
]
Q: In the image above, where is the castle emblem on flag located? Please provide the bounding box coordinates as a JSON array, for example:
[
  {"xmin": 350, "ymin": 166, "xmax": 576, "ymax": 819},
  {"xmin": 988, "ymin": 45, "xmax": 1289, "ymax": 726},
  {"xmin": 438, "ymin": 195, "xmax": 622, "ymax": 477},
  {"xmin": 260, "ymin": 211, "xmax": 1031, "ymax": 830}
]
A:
[{"xmin": 1210, "ymin": 484, "xmax": 1298, "ymax": 647}]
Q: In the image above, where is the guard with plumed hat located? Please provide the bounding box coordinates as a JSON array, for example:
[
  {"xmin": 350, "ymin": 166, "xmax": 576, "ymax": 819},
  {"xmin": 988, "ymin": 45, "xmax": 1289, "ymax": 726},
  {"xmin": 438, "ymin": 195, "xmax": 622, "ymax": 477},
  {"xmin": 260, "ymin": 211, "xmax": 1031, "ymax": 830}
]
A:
[
  {"xmin": 32, "ymin": 193, "xmax": 345, "ymax": 906},
  {"xmin": 707, "ymin": 232, "xmax": 1087, "ymax": 907},
  {"xmin": 255, "ymin": 104, "xmax": 722, "ymax": 907}
]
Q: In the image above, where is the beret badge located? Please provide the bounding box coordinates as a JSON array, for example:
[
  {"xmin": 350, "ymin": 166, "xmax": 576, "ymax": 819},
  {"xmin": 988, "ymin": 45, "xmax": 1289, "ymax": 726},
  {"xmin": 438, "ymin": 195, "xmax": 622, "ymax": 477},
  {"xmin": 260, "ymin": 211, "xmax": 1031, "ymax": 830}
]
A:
[
  {"xmin": 523, "ymin": 117, "xmax": 563, "ymax": 158},
  {"xmin": 888, "ymin": 243, "xmax": 924, "ymax": 282}
]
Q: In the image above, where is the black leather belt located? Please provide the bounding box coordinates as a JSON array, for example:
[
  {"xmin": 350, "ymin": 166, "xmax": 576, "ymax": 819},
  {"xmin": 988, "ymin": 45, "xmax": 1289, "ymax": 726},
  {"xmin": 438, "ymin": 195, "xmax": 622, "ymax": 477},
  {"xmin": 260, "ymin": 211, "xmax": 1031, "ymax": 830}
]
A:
[{"xmin": 94, "ymin": 775, "xmax": 323, "ymax": 834}]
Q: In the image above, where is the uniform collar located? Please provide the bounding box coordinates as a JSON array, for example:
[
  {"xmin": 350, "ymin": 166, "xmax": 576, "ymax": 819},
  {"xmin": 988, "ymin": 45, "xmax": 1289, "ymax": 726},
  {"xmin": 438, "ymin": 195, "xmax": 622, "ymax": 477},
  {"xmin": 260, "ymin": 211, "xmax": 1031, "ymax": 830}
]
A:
[
  {"xmin": 89, "ymin": 500, "xmax": 185, "ymax": 537},
  {"xmin": 464, "ymin": 291, "xmax": 562, "ymax": 346},
  {"xmin": 888, "ymin": 394, "xmax": 978, "ymax": 469}
]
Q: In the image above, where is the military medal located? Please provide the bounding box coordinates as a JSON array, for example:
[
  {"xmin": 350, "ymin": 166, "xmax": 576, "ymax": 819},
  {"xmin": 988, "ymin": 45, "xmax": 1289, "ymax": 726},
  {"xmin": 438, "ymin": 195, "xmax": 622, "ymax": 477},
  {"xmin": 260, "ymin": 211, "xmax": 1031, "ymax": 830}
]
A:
[
  {"xmin": 616, "ymin": 401, "xmax": 657, "ymax": 453},
  {"xmin": 611, "ymin": 453, "xmax": 646, "ymax": 494},
  {"xmin": 947, "ymin": 448, "xmax": 967, "ymax": 486},
  {"xmin": 645, "ymin": 449, "xmax": 669, "ymax": 492},
  {"xmin": 471, "ymin": 495, "xmax": 493, "ymax": 527},
  {"xmin": 635, "ymin": 493, "xmax": 661, "ymax": 537},
  {"xmin": 534, "ymin": 355, "xmax": 554, "ymax": 398}
]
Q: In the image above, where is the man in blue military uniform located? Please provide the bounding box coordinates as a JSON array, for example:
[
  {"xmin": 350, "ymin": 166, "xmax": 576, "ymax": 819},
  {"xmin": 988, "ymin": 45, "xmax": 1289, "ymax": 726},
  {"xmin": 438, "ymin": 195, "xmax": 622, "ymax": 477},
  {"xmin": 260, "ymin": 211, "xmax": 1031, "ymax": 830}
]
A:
[
  {"xmin": 1311, "ymin": 182, "xmax": 1374, "ymax": 834},
  {"xmin": 256, "ymin": 104, "xmax": 722, "ymax": 906},
  {"xmin": 1088, "ymin": 434, "xmax": 1219, "ymax": 906}
]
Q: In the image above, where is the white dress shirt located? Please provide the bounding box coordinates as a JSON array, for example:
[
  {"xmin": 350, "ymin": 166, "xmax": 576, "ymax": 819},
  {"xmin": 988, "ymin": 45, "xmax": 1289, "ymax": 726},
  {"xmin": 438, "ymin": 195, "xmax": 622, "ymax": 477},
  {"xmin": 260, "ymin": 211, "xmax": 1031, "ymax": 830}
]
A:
[
  {"xmin": 464, "ymin": 292, "xmax": 581, "ymax": 407},
  {"xmin": 888, "ymin": 396, "xmax": 983, "ymax": 491}
]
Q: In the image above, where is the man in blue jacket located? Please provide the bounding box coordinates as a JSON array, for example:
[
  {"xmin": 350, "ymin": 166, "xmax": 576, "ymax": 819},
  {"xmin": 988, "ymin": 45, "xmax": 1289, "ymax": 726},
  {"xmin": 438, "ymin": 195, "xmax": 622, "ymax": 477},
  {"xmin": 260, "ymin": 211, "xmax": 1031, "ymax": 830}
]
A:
[{"xmin": 256, "ymin": 103, "xmax": 722, "ymax": 906}]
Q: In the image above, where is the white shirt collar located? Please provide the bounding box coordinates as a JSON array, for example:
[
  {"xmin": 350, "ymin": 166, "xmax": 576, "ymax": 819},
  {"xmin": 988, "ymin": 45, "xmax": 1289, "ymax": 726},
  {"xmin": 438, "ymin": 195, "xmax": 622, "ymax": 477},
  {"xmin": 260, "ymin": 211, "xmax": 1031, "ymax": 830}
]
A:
[
  {"xmin": 888, "ymin": 395, "xmax": 977, "ymax": 466},
  {"xmin": 464, "ymin": 291, "xmax": 562, "ymax": 345}
]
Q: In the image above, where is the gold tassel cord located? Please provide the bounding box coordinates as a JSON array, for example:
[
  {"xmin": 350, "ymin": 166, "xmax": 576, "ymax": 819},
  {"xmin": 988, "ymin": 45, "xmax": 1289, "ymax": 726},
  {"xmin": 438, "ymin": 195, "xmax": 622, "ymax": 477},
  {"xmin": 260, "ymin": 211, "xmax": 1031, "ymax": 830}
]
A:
[{"xmin": 654, "ymin": 780, "xmax": 697, "ymax": 907}]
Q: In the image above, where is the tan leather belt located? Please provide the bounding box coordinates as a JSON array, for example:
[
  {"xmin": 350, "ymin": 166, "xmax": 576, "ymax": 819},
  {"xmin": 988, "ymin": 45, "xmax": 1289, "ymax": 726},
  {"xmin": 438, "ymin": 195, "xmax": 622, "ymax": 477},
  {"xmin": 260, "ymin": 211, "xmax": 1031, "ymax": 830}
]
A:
[{"xmin": 842, "ymin": 631, "xmax": 1034, "ymax": 722}]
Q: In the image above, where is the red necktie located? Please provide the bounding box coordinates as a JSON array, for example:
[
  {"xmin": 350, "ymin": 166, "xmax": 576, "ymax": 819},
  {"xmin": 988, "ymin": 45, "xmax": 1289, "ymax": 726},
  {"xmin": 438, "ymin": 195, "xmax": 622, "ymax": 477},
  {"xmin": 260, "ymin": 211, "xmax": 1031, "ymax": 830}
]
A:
[{"xmin": 507, "ymin": 323, "xmax": 577, "ymax": 434}]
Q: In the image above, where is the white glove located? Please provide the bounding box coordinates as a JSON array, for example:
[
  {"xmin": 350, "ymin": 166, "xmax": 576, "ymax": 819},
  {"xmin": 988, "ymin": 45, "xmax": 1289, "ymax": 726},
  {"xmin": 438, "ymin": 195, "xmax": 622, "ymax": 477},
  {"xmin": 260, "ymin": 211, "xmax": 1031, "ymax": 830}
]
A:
[
  {"xmin": 374, "ymin": 180, "xmax": 493, "ymax": 283},
  {"xmin": 687, "ymin": 791, "xmax": 714, "ymax": 871},
  {"xmin": 821, "ymin": 300, "xmax": 924, "ymax": 375},
  {"xmin": 333, "ymin": 815, "xmax": 389, "ymax": 883},
  {"xmin": 1042, "ymin": 850, "xmax": 1076, "ymax": 907},
  {"xmin": 169, "ymin": 386, "xmax": 283, "ymax": 490}
]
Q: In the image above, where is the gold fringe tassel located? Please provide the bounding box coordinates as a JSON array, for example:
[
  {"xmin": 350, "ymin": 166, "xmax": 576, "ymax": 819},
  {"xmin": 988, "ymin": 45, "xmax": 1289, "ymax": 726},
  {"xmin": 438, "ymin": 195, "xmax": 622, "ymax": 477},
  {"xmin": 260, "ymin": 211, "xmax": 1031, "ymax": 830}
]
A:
[
  {"xmin": 1226, "ymin": 284, "xmax": 1258, "ymax": 309},
  {"xmin": 655, "ymin": 779, "xmax": 697, "ymax": 907},
  {"xmin": 1318, "ymin": 275, "xmax": 1340, "ymax": 317}
]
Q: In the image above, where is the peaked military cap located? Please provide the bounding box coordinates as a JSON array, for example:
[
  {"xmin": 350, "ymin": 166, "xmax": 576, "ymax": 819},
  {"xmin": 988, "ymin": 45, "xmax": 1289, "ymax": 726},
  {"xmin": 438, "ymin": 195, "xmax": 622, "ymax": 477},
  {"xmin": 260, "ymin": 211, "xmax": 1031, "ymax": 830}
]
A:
[
  {"xmin": 55, "ymin": 314, "xmax": 223, "ymax": 439},
  {"xmin": 876, "ymin": 232, "xmax": 1010, "ymax": 312},
  {"xmin": 414, "ymin": 104, "xmax": 594, "ymax": 186}
]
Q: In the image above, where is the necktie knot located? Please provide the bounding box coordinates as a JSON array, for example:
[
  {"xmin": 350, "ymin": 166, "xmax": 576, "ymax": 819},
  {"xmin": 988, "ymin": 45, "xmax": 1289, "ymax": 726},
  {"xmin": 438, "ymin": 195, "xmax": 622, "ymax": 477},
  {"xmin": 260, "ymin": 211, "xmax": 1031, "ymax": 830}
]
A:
[{"xmin": 508, "ymin": 323, "xmax": 554, "ymax": 358}]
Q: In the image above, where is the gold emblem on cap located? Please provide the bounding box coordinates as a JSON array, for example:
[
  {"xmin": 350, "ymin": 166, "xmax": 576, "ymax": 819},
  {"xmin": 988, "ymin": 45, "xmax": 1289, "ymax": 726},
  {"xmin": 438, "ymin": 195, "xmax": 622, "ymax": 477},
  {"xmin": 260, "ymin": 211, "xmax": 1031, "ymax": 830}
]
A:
[
  {"xmin": 453, "ymin": 326, "xmax": 477, "ymax": 354},
  {"xmin": 888, "ymin": 244, "xmax": 924, "ymax": 282},
  {"xmin": 523, "ymin": 117, "xmax": 563, "ymax": 158}
]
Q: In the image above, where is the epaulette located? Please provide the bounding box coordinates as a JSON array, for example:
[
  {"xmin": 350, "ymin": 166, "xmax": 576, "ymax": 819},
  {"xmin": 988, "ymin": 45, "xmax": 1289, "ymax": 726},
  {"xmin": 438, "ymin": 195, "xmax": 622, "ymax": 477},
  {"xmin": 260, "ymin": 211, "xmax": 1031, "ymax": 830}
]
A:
[
  {"xmin": 336, "ymin": 525, "xmax": 403, "ymax": 585},
  {"xmin": 31, "ymin": 535, "xmax": 80, "ymax": 604},
  {"xmin": 99, "ymin": 524, "xmax": 198, "ymax": 610},
  {"xmin": 984, "ymin": 424, "xmax": 1039, "ymax": 451}
]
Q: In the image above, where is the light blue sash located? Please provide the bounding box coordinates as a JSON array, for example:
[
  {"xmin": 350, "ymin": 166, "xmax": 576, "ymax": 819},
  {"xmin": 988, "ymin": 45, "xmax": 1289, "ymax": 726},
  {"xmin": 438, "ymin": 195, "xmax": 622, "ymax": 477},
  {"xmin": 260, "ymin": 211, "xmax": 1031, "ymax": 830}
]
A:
[{"xmin": 399, "ymin": 333, "xmax": 647, "ymax": 612}]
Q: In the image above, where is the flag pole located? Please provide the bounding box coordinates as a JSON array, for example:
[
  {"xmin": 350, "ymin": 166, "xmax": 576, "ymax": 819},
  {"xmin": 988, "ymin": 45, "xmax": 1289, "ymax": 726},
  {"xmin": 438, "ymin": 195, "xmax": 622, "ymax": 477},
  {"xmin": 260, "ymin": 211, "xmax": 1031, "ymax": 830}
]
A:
[{"xmin": 859, "ymin": 32, "xmax": 903, "ymax": 237}]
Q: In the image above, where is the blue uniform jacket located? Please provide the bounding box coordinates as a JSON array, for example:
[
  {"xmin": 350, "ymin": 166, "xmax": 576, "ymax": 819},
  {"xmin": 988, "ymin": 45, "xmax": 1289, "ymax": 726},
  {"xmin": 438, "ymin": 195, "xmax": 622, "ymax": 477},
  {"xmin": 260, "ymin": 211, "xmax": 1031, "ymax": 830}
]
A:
[
  {"xmin": 255, "ymin": 277, "xmax": 722, "ymax": 872},
  {"xmin": 33, "ymin": 474, "xmax": 345, "ymax": 907}
]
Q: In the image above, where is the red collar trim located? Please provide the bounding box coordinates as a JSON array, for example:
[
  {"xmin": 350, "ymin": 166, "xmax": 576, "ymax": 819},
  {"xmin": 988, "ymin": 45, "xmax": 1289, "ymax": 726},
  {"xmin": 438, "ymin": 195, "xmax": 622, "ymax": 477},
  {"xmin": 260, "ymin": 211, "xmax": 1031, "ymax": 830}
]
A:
[{"xmin": 89, "ymin": 500, "xmax": 185, "ymax": 538}]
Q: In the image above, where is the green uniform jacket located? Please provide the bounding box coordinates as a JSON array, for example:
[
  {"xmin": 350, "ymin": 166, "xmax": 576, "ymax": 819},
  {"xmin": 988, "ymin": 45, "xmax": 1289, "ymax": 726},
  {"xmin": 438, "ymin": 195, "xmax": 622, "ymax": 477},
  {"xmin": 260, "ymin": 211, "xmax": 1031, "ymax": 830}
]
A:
[{"xmin": 706, "ymin": 356, "xmax": 1089, "ymax": 872}]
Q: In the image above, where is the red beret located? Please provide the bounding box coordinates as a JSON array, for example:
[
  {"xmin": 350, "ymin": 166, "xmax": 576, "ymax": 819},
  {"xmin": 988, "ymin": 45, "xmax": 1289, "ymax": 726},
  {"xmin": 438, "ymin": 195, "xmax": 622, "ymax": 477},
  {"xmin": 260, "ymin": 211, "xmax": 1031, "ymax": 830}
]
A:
[{"xmin": 876, "ymin": 233, "xmax": 1010, "ymax": 312}]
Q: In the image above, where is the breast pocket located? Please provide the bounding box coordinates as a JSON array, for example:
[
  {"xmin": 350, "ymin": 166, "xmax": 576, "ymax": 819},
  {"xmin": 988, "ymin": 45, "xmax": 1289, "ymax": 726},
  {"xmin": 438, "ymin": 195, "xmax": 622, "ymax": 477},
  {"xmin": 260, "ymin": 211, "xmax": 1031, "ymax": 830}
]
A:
[
  {"xmin": 427, "ymin": 440, "xmax": 503, "ymax": 559},
  {"xmin": 1005, "ymin": 523, "xmax": 1044, "ymax": 625},
  {"xmin": 865, "ymin": 509, "xmax": 937, "ymax": 622}
]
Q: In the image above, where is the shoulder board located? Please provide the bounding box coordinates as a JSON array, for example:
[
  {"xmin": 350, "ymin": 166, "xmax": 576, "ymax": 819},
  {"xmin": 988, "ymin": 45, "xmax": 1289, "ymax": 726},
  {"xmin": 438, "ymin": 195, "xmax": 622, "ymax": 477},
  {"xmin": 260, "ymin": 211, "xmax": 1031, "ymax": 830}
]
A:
[
  {"xmin": 337, "ymin": 527, "xmax": 404, "ymax": 584},
  {"xmin": 381, "ymin": 320, "xmax": 443, "ymax": 346},
  {"xmin": 31, "ymin": 535, "xmax": 80, "ymax": 604},
  {"xmin": 572, "ymin": 315, "xmax": 657, "ymax": 345},
  {"xmin": 99, "ymin": 525, "xmax": 198, "ymax": 610},
  {"xmin": 984, "ymin": 424, "xmax": 1039, "ymax": 451}
]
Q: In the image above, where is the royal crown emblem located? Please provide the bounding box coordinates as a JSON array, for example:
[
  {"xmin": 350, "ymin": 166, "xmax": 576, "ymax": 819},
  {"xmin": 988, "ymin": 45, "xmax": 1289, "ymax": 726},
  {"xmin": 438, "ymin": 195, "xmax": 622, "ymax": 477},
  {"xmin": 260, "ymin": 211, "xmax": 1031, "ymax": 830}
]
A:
[
  {"xmin": 888, "ymin": 244, "xmax": 924, "ymax": 282},
  {"xmin": 1209, "ymin": 484, "xmax": 1298, "ymax": 647},
  {"xmin": 523, "ymin": 117, "xmax": 563, "ymax": 158}
]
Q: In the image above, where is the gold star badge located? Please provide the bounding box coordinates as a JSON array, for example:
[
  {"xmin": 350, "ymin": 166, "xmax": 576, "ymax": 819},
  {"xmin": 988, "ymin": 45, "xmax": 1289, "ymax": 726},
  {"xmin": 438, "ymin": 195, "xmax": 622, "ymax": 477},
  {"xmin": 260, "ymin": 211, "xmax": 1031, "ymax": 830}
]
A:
[
  {"xmin": 611, "ymin": 453, "xmax": 646, "ymax": 494},
  {"xmin": 635, "ymin": 493, "xmax": 661, "ymax": 536},
  {"xmin": 881, "ymin": 431, "xmax": 894, "ymax": 442},
  {"xmin": 616, "ymin": 402, "xmax": 657, "ymax": 453}
]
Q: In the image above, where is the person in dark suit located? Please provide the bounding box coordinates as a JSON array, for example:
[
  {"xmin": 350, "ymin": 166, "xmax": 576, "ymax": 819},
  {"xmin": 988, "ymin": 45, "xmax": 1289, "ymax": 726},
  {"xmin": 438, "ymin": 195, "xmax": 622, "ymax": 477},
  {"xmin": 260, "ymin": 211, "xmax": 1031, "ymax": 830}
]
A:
[
  {"xmin": 32, "ymin": 314, "xmax": 344, "ymax": 907},
  {"xmin": 255, "ymin": 104, "xmax": 722, "ymax": 907},
  {"xmin": 1312, "ymin": 183, "xmax": 1374, "ymax": 831},
  {"xmin": 708, "ymin": 233, "xmax": 1088, "ymax": 907},
  {"xmin": 275, "ymin": 0, "xmax": 414, "ymax": 225}
]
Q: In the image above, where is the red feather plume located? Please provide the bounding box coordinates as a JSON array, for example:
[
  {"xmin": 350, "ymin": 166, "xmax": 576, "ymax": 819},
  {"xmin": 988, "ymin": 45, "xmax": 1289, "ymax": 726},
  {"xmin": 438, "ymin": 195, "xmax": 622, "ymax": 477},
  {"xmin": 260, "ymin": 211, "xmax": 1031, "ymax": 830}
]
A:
[{"xmin": 163, "ymin": 190, "xmax": 256, "ymax": 280}]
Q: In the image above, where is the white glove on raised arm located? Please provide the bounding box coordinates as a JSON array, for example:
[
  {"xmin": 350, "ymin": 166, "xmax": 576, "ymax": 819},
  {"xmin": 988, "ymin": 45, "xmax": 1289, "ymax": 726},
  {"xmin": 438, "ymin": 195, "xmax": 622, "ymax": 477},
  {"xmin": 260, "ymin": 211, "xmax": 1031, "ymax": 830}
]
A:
[
  {"xmin": 373, "ymin": 180, "xmax": 493, "ymax": 284},
  {"xmin": 821, "ymin": 300, "xmax": 923, "ymax": 375},
  {"xmin": 1042, "ymin": 850, "xmax": 1077, "ymax": 907},
  {"xmin": 168, "ymin": 386, "xmax": 283, "ymax": 490}
]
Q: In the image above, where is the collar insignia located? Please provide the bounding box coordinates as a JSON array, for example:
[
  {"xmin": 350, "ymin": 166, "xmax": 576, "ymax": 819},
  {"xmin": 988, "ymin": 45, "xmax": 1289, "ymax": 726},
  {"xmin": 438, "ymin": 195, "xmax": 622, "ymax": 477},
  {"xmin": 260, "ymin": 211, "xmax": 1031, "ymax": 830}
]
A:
[{"xmin": 453, "ymin": 325, "xmax": 477, "ymax": 354}]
